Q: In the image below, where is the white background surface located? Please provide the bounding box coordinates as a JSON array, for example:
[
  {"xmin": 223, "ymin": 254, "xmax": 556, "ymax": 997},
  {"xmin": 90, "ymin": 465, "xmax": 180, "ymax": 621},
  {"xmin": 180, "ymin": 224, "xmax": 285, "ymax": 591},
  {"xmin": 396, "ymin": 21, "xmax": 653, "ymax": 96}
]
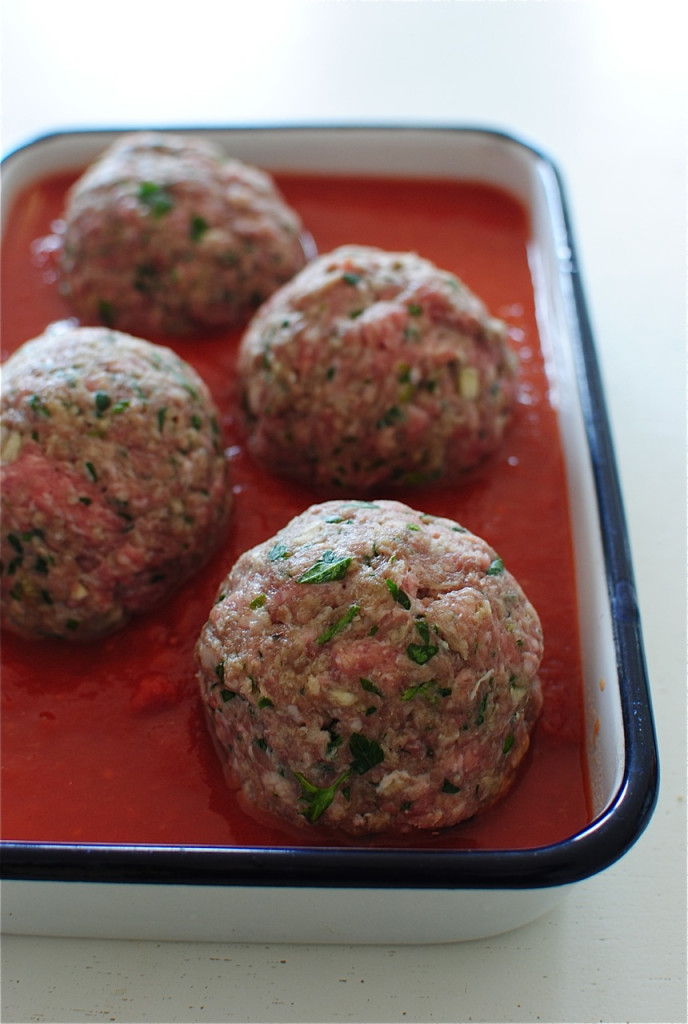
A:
[{"xmin": 1, "ymin": 1, "xmax": 686, "ymax": 1022}]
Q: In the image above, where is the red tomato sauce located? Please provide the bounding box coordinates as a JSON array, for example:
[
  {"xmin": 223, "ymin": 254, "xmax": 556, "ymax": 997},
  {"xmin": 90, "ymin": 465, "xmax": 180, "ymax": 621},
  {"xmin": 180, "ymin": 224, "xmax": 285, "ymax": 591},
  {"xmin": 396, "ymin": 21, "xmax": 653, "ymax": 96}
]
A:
[{"xmin": 0, "ymin": 169, "xmax": 590, "ymax": 850}]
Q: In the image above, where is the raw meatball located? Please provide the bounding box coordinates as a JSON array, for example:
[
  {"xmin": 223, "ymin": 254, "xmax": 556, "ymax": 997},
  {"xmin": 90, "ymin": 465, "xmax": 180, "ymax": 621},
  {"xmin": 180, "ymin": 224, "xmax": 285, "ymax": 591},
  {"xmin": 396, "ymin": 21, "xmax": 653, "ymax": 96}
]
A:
[
  {"xmin": 196, "ymin": 499, "xmax": 543, "ymax": 836},
  {"xmin": 237, "ymin": 245, "xmax": 518, "ymax": 491},
  {"xmin": 58, "ymin": 131, "xmax": 309, "ymax": 336},
  {"xmin": 1, "ymin": 324, "xmax": 230, "ymax": 640}
]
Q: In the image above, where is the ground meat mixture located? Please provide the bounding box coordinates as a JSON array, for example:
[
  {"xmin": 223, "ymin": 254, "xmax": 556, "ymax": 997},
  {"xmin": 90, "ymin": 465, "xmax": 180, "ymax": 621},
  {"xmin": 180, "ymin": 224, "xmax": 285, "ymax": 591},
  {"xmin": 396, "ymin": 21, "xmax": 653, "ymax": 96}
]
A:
[
  {"xmin": 237, "ymin": 245, "xmax": 518, "ymax": 492},
  {"xmin": 58, "ymin": 131, "xmax": 310, "ymax": 336},
  {"xmin": 196, "ymin": 499, "xmax": 543, "ymax": 836},
  {"xmin": 1, "ymin": 323, "xmax": 231, "ymax": 640}
]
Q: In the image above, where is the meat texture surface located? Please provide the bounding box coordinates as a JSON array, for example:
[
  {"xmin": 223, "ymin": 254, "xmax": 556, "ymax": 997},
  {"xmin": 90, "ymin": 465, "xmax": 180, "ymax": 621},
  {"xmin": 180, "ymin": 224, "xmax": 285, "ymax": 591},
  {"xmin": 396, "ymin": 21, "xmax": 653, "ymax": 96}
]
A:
[
  {"xmin": 1, "ymin": 324, "xmax": 231, "ymax": 640},
  {"xmin": 238, "ymin": 245, "xmax": 518, "ymax": 491},
  {"xmin": 59, "ymin": 131, "xmax": 309, "ymax": 335},
  {"xmin": 196, "ymin": 498, "xmax": 543, "ymax": 836}
]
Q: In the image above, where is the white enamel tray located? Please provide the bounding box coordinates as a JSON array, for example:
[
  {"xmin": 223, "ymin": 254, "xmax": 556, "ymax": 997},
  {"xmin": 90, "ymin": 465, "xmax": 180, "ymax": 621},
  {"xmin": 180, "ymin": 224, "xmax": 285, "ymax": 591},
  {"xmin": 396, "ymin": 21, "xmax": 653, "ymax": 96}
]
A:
[{"xmin": 0, "ymin": 126, "xmax": 658, "ymax": 943}]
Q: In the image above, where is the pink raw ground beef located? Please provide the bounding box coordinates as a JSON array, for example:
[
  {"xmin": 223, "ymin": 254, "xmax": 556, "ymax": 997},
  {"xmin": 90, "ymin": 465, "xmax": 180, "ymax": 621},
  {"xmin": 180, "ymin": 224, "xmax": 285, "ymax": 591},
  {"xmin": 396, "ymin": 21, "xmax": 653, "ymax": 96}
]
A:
[
  {"xmin": 58, "ymin": 131, "xmax": 310, "ymax": 336},
  {"xmin": 237, "ymin": 245, "xmax": 518, "ymax": 492},
  {"xmin": 196, "ymin": 499, "xmax": 543, "ymax": 837},
  {"xmin": 1, "ymin": 323, "xmax": 231, "ymax": 640}
]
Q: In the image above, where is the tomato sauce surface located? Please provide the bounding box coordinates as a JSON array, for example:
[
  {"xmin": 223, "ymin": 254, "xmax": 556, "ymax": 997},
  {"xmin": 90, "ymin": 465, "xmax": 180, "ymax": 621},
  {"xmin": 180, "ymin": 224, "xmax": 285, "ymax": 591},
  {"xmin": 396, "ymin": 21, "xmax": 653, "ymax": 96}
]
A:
[{"xmin": 1, "ymin": 167, "xmax": 590, "ymax": 850}]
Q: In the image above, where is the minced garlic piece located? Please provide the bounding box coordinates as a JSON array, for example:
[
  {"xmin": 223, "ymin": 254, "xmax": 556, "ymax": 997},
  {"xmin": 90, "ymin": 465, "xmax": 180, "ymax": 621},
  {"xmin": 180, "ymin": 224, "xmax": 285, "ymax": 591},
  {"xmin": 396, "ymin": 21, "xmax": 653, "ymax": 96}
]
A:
[
  {"xmin": 458, "ymin": 365, "xmax": 480, "ymax": 400},
  {"xmin": 1, "ymin": 430, "xmax": 22, "ymax": 463}
]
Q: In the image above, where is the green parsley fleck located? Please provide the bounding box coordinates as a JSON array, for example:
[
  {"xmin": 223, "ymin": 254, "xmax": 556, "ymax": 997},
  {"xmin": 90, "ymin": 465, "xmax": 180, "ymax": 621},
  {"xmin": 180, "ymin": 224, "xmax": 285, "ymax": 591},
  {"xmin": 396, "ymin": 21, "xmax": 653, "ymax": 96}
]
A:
[
  {"xmin": 349, "ymin": 732, "xmax": 384, "ymax": 774},
  {"xmin": 376, "ymin": 406, "xmax": 403, "ymax": 429},
  {"xmin": 386, "ymin": 578, "xmax": 411, "ymax": 609},
  {"xmin": 28, "ymin": 394, "xmax": 51, "ymax": 417},
  {"xmin": 138, "ymin": 181, "xmax": 174, "ymax": 218},
  {"xmin": 294, "ymin": 729, "xmax": 384, "ymax": 820},
  {"xmin": 401, "ymin": 680, "xmax": 452, "ymax": 702},
  {"xmin": 441, "ymin": 779, "xmax": 461, "ymax": 794},
  {"xmin": 476, "ymin": 691, "xmax": 489, "ymax": 725},
  {"xmin": 298, "ymin": 550, "xmax": 352, "ymax": 584},
  {"xmin": 315, "ymin": 604, "xmax": 360, "ymax": 645},
  {"xmin": 94, "ymin": 391, "xmax": 111, "ymax": 415},
  {"xmin": 268, "ymin": 542, "xmax": 290, "ymax": 561},
  {"xmin": 360, "ymin": 677, "xmax": 383, "ymax": 697},
  {"xmin": 190, "ymin": 214, "xmax": 209, "ymax": 241},
  {"xmin": 406, "ymin": 617, "xmax": 439, "ymax": 665},
  {"xmin": 7, "ymin": 534, "xmax": 22, "ymax": 554},
  {"xmin": 294, "ymin": 768, "xmax": 352, "ymax": 823}
]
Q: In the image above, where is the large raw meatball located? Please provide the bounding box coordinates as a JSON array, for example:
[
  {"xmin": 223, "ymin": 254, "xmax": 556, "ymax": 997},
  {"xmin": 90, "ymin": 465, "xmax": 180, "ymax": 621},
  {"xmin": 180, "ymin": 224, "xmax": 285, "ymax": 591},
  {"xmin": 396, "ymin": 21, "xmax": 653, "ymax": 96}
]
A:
[
  {"xmin": 196, "ymin": 499, "xmax": 543, "ymax": 836},
  {"xmin": 237, "ymin": 245, "xmax": 518, "ymax": 491},
  {"xmin": 58, "ymin": 131, "xmax": 309, "ymax": 336},
  {"xmin": 1, "ymin": 324, "xmax": 230, "ymax": 640}
]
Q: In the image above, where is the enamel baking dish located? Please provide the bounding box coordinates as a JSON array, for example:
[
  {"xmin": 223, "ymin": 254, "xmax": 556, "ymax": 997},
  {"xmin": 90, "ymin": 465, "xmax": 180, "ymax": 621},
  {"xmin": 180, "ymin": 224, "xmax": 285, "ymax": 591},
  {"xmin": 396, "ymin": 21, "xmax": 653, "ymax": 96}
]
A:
[{"xmin": 0, "ymin": 126, "xmax": 658, "ymax": 943}]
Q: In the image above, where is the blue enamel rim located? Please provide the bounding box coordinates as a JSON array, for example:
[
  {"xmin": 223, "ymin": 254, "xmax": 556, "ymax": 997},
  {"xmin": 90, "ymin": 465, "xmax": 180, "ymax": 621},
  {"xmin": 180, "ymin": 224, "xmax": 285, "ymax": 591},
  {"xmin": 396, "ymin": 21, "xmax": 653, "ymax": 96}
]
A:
[{"xmin": 0, "ymin": 124, "xmax": 659, "ymax": 891}]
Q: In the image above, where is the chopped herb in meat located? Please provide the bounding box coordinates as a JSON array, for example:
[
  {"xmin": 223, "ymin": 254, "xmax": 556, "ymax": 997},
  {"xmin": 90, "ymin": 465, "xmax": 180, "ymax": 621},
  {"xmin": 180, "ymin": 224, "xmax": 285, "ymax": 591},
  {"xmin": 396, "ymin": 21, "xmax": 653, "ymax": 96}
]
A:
[
  {"xmin": 386, "ymin": 578, "xmax": 411, "ymax": 609},
  {"xmin": 189, "ymin": 215, "xmax": 209, "ymax": 241},
  {"xmin": 293, "ymin": 732, "xmax": 383, "ymax": 822},
  {"xmin": 297, "ymin": 550, "xmax": 352, "ymax": 584},
  {"xmin": 195, "ymin": 498, "xmax": 543, "ymax": 837},
  {"xmin": 94, "ymin": 391, "xmax": 111, "ymax": 415},
  {"xmin": 268, "ymin": 542, "xmax": 290, "ymax": 561},
  {"xmin": 348, "ymin": 732, "xmax": 384, "ymax": 774},
  {"xmin": 293, "ymin": 768, "xmax": 352, "ymax": 823},
  {"xmin": 376, "ymin": 406, "xmax": 403, "ymax": 429},
  {"xmin": 442, "ymin": 779, "xmax": 461, "ymax": 794},
  {"xmin": 406, "ymin": 616, "xmax": 439, "ymax": 664},
  {"xmin": 315, "ymin": 604, "xmax": 360, "ymax": 645},
  {"xmin": 138, "ymin": 181, "xmax": 175, "ymax": 218},
  {"xmin": 401, "ymin": 680, "xmax": 451, "ymax": 702},
  {"xmin": 28, "ymin": 394, "xmax": 51, "ymax": 417}
]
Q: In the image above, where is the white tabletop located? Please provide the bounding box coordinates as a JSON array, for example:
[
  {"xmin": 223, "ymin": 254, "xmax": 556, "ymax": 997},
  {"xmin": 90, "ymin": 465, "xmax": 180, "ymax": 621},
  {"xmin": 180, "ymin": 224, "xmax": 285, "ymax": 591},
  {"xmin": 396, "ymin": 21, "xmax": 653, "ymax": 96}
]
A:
[{"xmin": 1, "ymin": 1, "xmax": 686, "ymax": 1022}]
